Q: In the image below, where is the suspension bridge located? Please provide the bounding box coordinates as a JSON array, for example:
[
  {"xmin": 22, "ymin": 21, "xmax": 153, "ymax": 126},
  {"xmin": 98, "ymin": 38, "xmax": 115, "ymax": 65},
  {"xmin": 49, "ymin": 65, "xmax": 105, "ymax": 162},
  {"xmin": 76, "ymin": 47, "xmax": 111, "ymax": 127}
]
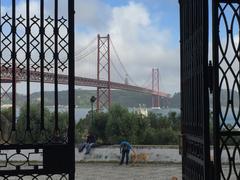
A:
[{"xmin": 1, "ymin": 34, "xmax": 169, "ymax": 110}]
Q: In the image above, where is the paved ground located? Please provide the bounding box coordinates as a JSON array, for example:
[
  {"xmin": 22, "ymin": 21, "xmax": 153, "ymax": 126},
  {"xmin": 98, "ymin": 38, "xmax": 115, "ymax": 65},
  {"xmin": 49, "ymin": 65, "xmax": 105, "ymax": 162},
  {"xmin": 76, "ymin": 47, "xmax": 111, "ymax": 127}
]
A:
[
  {"xmin": 0, "ymin": 163, "xmax": 237, "ymax": 180},
  {"xmin": 75, "ymin": 163, "xmax": 182, "ymax": 180}
]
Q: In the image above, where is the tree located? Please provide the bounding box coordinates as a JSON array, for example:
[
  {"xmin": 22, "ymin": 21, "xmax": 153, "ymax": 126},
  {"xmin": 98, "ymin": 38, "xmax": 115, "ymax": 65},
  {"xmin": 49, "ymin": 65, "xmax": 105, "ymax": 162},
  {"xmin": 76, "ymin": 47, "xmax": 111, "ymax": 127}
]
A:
[
  {"xmin": 105, "ymin": 104, "xmax": 136, "ymax": 144},
  {"xmin": 134, "ymin": 113, "xmax": 150, "ymax": 144},
  {"xmin": 75, "ymin": 104, "xmax": 181, "ymax": 145},
  {"xmin": 90, "ymin": 112, "xmax": 108, "ymax": 143},
  {"xmin": 0, "ymin": 108, "xmax": 12, "ymax": 143},
  {"xmin": 168, "ymin": 112, "xmax": 180, "ymax": 131},
  {"xmin": 17, "ymin": 103, "xmax": 68, "ymax": 144},
  {"xmin": 1, "ymin": 107, "xmax": 12, "ymax": 121}
]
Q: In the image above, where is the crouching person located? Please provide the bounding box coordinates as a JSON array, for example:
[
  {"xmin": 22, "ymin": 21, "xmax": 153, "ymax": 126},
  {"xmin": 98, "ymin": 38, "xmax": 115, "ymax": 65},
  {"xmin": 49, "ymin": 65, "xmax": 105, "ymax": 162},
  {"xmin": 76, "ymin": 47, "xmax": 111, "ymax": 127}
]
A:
[{"xmin": 119, "ymin": 140, "xmax": 135, "ymax": 165}]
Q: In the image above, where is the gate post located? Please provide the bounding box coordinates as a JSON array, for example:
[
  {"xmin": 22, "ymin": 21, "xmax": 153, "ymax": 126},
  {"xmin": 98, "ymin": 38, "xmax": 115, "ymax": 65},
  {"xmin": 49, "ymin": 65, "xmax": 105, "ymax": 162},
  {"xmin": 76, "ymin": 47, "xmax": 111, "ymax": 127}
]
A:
[
  {"xmin": 212, "ymin": 0, "xmax": 220, "ymax": 179},
  {"xmin": 68, "ymin": 0, "xmax": 75, "ymax": 179}
]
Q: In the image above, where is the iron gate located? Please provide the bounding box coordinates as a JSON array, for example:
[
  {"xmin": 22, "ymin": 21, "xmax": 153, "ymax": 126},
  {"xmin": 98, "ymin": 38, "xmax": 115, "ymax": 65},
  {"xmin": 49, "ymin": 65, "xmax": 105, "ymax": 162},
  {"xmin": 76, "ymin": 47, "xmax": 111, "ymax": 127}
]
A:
[
  {"xmin": 213, "ymin": 0, "xmax": 240, "ymax": 179},
  {"xmin": 179, "ymin": 0, "xmax": 210, "ymax": 179},
  {"xmin": 0, "ymin": 0, "xmax": 75, "ymax": 179}
]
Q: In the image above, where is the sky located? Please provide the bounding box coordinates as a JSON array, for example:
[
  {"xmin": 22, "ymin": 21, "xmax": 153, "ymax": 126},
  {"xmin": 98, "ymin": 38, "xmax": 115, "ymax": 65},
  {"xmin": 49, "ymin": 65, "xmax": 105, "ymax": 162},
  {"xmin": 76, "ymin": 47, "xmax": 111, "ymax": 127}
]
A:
[
  {"xmin": 1, "ymin": 0, "xmax": 180, "ymax": 95},
  {"xmin": 74, "ymin": 0, "xmax": 180, "ymax": 94}
]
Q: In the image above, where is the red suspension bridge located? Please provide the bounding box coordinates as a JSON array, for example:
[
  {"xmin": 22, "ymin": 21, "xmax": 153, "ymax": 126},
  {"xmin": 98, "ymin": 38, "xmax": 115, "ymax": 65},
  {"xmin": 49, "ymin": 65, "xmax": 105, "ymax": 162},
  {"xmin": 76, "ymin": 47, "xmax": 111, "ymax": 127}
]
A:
[{"xmin": 1, "ymin": 34, "xmax": 169, "ymax": 110}]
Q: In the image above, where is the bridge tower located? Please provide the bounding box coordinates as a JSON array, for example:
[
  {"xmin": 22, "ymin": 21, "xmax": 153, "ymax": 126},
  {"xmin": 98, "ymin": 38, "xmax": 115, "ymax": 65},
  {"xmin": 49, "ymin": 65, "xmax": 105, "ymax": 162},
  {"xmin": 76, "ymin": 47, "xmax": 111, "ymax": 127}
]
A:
[
  {"xmin": 97, "ymin": 34, "xmax": 111, "ymax": 111},
  {"xmin": 152, "ymin": 68, "xmax": 160, "ymax": 108}
]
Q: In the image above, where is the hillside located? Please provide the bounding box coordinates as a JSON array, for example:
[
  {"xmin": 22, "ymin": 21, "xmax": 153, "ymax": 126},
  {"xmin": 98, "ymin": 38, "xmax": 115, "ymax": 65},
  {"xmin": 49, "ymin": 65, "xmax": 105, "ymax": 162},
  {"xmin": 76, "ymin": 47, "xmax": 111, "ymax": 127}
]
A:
[
  {"xmin": 2, "ymin": 89, "xmax": 179, "ymax": 108},
  {"xmin": 2, "ymin": 89, "xmax": 237, "ymax": 108}
]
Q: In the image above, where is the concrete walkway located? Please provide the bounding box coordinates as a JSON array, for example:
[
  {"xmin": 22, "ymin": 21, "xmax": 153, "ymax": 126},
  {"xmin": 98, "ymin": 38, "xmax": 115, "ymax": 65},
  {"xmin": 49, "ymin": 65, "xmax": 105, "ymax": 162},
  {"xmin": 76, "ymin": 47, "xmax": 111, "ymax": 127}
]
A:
[{"xmin": 75, "ymin": 163, "xmax": 182, "ymax": 180}]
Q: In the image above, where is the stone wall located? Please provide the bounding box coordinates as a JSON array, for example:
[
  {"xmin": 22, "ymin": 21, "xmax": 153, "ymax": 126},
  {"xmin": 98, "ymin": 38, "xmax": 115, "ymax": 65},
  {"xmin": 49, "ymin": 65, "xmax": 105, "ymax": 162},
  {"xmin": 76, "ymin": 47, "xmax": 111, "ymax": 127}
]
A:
[{"xmin": 76, "ymin": 145, "xmax": 182, "ymax": 163}]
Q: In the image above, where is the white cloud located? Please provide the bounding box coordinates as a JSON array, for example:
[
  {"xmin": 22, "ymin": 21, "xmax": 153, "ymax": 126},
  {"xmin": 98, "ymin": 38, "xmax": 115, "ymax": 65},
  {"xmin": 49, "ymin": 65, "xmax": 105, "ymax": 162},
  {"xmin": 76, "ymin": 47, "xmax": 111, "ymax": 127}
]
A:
[
  {"xmin": 74, "ymin": 1, "xmax": 180, "ymax": 94},
  {"xmin": 109, "ymin": 2, "xmax": 179, "ymax": 93},
  {"xmin": 75, "ymin": 0, "xmax": 111, "ymax": 31}
]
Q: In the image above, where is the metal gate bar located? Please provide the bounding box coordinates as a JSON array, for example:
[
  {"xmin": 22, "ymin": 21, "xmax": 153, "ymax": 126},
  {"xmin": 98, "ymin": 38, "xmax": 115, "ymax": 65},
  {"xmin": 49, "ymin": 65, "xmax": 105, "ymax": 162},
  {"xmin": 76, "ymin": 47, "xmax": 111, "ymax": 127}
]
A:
[
  {"xmin": 213, "ymin": 0, "xmax": 240, "ymax": 179},
  {"xmin": 179, "ymin": 0, "xmax": 210, "ymax": 179}
]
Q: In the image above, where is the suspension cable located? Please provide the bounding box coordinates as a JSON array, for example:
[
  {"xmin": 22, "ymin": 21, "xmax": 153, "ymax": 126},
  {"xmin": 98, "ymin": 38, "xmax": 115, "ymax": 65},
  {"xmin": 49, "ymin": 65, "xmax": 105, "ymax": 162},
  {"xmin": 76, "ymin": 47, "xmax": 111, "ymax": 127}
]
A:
[{"xmin": 109, "ymin": 38, "xmax": 138, "ymax": 86}]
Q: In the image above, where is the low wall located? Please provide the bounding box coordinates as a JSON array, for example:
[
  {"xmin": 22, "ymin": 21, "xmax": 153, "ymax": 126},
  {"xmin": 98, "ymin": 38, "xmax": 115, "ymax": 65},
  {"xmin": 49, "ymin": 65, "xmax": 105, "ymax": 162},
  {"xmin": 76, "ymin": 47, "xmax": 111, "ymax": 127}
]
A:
[
  {"xmin": 76, "ymin": 145, "xmax": 182, "ymax": 163},
  {"xmin": 0, "ymin": 145, "xmax": 238, "ymax": 164}
]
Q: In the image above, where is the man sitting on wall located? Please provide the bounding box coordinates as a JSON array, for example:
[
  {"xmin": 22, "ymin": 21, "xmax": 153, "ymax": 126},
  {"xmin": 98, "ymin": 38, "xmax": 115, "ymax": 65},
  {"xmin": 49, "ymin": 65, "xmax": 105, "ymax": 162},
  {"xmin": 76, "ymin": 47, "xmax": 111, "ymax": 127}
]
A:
[
  {"xmin": 78, "ymin": 132, "xmax": 96, "ymax": 154},
  {"xmin": 85, "ymin": 133, "xmax": 96, "ymax": 154}
]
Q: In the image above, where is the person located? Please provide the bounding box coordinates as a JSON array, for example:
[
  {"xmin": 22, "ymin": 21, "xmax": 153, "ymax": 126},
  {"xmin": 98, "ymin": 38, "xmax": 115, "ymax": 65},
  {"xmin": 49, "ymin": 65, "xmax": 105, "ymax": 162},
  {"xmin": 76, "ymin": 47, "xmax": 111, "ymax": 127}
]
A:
[
  {"xmin": 119, "ymin": 140, "xmax": 134, "ymax": 165},
  {"xmin": 78, "ymin": 141, "xmax": 87, "ymax": 153},
  {"xmin": 84, "ymin": 133, "xmax": 96, "ymax": 154},
  {"xmin": 78, "ymin": 133, "xmax": 96, "ymax": 154}
]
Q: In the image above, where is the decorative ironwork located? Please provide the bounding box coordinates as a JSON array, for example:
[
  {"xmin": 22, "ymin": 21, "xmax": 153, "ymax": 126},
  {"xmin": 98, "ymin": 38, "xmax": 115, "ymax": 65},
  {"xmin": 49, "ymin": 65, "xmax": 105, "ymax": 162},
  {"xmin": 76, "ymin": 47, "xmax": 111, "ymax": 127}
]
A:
[
  {"xmin": 179, "ymin": 0, "xmax": 210, "ymax": 179},
  {"xmin": 213, "ymin": 1, "xmax": 240, "ymax": 179},
  {"xmin": 0, "ymin": 0, "xmax": 75, "ymax": 179}
]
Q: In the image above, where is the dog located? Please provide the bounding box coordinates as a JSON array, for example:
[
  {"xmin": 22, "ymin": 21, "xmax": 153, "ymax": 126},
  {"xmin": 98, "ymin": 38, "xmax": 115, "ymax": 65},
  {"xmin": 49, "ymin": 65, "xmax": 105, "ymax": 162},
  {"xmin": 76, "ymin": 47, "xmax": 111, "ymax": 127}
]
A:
[{"xmin": 131, "ymin": 152, "xmax": 149, "ymax": 164}]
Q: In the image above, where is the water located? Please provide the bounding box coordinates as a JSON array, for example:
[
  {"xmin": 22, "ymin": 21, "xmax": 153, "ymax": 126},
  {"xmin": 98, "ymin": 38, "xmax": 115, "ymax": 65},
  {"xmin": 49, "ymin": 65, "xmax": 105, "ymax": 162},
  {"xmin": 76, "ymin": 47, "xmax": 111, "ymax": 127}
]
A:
[
  {"xmin": 75, "ymin": 108, "xmax": 90, "ymax": 122},
  {"xmin": 149, "ymin": 108, "xmax": 180, "ymax": 116},
  {"xmin": 46, "ymin": 106, "xmax": 91, "ymax": 122}
]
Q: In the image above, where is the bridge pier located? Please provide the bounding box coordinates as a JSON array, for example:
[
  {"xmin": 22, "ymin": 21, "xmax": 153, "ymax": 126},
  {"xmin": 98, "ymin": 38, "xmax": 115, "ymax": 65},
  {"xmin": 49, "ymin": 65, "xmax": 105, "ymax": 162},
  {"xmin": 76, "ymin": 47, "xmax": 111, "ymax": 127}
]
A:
[
  {"xmin": 152, "ymin": 68, "xmax": 160, "ymax": 108},
  {"xmin": 96, "ymin": 34, "xmax": 111, "ymax": 111}
]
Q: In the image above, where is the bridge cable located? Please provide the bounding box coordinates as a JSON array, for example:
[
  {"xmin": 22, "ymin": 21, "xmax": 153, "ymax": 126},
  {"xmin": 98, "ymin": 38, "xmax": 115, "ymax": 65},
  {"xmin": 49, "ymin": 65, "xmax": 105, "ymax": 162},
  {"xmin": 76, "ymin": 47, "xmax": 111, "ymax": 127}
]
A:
[
  {"xmin": 75, "ymin": 37, "xmax": 97, "ymax": 57},
  {"xmin": 109, "ymin": 38, "xmax": 138, "ymax": 86},
  {"xmin": 111, "ymin": 60, "xmax": 126, "ymax": 82},
  {"xmin": 75, "ymin": 46, "xmax": 98, "ymax": 61}
]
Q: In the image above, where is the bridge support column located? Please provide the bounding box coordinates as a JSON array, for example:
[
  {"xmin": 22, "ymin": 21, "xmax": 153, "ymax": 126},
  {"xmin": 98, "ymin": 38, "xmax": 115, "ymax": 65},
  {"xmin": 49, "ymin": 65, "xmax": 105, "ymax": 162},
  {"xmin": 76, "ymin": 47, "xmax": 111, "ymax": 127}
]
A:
[
  {"xmin": 1, "ymin": 84, "xmax": 12, "ymax": 100},
  {"xmin": 97, "ymin": 34, "xmax": 111, "ymax": 111},
  {"xmin": 152, "ymin": 68, "xmax": 160, "ymax": 108}
]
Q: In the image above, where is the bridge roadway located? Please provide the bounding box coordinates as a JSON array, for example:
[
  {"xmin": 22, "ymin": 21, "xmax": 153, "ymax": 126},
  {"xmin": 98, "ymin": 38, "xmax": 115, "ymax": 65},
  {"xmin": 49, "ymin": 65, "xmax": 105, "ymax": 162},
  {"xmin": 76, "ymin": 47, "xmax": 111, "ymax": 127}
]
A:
[{"xmin": 1, "ymin": 67, "xmax": 169, "ymax": 97}]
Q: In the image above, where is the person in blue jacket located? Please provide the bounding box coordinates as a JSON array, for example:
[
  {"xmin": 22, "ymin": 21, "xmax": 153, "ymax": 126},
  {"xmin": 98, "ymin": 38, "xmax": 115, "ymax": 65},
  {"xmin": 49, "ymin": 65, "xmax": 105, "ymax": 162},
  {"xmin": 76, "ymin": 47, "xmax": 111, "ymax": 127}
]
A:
[{"xmin": 119, "ymin": 140, "xmax": 135, "ymax": 165}]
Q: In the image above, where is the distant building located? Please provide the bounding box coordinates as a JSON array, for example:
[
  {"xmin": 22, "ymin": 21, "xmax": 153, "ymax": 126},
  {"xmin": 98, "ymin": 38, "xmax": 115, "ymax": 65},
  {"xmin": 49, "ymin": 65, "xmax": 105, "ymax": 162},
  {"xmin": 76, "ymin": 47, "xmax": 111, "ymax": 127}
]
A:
[
  {"xmin": 133, "ymin": 104, "xmax": 148, "ymax": 117},
  {"xmin": 1, "ymin": 104, "xmax": 12, "ymax": 109}
]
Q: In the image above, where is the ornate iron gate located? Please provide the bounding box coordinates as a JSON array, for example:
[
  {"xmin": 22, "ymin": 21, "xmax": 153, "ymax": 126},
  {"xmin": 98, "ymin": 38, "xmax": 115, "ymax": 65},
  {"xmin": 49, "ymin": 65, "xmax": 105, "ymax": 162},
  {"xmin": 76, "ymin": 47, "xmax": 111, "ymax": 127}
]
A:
[
  {"xmin": 0, "ymin": 0, "xmax": 75, "ymax": 179},
  {"xmin": 213, "ymin": 0, "xmax": 240, "ymax": 179},
  {"xmin": 179, "ymin": 0, "xmax": 210, "ymax": 179}
]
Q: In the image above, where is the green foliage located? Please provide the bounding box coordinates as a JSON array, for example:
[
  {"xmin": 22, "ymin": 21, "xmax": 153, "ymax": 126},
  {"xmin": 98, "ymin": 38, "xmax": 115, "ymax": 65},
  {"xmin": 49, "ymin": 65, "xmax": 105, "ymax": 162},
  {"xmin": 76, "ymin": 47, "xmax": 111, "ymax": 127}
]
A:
[
  {"xmin": 76, "ymin": 104, "xmax": 181, "ymax": 145},
  {"xmin": 16, "ymin": 103, "xmax": 68, "ymax": 143},
  {"xmin": 0, "ymin": 108, "xmax": 12, "ymax": 142},
  {"xmin": 1, "ymin": 107, "xmax": 12, "ymax": 121},
  {"xmin": 106, "ymin": 105, "xmax": 136, "ymax": 144}
]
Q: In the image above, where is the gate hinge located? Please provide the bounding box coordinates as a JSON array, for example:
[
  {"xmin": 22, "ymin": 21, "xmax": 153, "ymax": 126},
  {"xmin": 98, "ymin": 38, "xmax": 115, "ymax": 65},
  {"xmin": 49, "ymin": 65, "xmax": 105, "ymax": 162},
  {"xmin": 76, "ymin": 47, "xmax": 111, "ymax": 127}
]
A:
[{"xmin": 208, "ymin": 61, "xmax": 213, "ymax": 94}]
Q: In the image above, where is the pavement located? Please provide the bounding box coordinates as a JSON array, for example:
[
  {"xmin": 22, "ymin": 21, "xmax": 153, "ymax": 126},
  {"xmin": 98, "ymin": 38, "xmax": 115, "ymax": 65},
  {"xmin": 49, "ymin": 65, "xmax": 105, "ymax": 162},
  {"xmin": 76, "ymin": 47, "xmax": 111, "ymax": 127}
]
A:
[{"xmin": 75, "ymin": 163, "xmax": 182, "ymax": 180}]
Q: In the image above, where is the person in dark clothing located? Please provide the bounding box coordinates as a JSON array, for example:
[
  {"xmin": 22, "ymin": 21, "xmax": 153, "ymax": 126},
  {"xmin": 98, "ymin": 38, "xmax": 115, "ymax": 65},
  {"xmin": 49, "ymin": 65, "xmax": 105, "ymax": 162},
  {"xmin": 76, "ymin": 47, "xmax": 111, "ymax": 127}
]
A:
[
  {"xmin": 119, "ymin": 141, "xmax": 135, "ymax": 165},
  {"xmin": 78, "ymin": 133, "xmax": 96, "ymax": 154},
  {"xmin": 85, "ymin": 133, "xmax": 96, "ymax": 154}
]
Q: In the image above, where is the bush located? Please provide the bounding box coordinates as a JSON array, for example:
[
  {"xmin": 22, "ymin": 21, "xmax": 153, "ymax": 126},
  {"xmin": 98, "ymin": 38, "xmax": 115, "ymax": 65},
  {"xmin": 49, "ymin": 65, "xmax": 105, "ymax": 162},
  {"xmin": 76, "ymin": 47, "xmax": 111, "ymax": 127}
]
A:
[{"xmin": 76, "ymin": 104, "xmax": 180, "ymax": 145}]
